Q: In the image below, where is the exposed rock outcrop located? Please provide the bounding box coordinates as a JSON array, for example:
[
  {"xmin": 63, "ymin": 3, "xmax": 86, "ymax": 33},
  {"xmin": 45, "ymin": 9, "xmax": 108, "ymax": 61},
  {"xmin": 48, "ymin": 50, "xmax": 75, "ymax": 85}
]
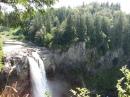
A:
[
  {"xmin": 37, "ymin": 47, "xmax": 55, "ymax": 79},
  {"xmin": 0, "ymin": 50, "xmax": 30, "ymax": 96},
  {"xmin": 0, "ymin": 45, "xmax": 56, "ymax": 96},
  {"xmin": 54, "ymin": 42, "xmax": 128, "ymax": 70},
  {"xmin": 53, "ymin": 41, "xmax": 130, "ymax": 93},
  {"xmin": 54, "ymin": 42, "xmax": 86, "ymax": 66}
]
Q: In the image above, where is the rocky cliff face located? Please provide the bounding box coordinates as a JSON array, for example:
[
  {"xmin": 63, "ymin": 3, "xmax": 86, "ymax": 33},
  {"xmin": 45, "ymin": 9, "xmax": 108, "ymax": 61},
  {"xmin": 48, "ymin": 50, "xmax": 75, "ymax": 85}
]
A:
[
  {"xmin": 54, "ymin": 42, "xmax": 130, "ymax": 92},
  {"xmin": 54, "ymin": 42, "xmax": 86, "ymax": 66},
  {"xmin": 0, "ymin": 50, "xmax": 30, "ymax": 96},
  {"xmin": 54, "ymin": 42, "xmax": 128, "ymax": 69},
  {"xmin": 0, "ymin": 41, "xmax": 129, "ymax": 96},
  {"xmin": 0, "ymin": 46, "xmax": 56, "ymax": 96}
]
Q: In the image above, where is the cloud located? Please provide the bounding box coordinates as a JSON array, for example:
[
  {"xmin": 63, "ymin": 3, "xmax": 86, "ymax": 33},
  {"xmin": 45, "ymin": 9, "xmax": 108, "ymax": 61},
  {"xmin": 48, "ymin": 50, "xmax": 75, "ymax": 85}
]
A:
[{"xmin": 54, "ymin": 0, "xmax": 130, "ymax": 13}]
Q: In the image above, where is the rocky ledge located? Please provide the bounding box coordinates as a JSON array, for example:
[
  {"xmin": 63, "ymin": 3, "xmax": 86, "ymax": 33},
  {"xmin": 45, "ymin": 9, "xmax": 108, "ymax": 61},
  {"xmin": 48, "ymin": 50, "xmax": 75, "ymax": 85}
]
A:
[{"xmin": 0, "ymin": 42, "xmax": 56, "ymax": 96}]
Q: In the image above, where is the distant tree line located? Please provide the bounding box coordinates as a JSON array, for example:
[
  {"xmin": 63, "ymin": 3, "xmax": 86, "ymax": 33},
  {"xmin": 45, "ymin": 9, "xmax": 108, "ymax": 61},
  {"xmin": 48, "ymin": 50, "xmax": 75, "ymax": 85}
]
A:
[{"xmin": 1, "ymin": 2, "xmax": 130, "ymax": 55}]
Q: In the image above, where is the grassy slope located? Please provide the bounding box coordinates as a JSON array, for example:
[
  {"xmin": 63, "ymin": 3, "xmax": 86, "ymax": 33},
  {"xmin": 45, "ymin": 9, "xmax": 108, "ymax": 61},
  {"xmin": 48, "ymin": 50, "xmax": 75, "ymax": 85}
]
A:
[
  {"xmin": 0, "ymin": 28, "xmax": 25, "ymax": 41},
  {"xmin": 0, "ymin": 28, "xmax": 26, "ymax": 70}
]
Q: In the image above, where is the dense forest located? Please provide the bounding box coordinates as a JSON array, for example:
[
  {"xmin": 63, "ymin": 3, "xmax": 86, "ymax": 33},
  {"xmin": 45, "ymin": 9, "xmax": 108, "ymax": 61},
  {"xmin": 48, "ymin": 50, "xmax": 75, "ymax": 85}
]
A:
[{"xmin": 1, "ymin": 2, "xmax": 130, "ymax": 56}]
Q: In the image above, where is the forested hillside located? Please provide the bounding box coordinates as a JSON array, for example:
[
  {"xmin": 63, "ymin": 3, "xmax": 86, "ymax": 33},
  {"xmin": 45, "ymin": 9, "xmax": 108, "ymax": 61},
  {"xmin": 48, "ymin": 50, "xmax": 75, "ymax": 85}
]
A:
[{"xmin": 1, "ymin": 2, "xmax": 130, "ymax": 55}]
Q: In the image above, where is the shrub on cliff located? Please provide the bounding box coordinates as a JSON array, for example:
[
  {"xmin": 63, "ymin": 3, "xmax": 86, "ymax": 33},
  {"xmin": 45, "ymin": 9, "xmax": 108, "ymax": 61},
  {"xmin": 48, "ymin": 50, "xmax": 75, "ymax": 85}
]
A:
[
  {"xmin": 71, "ymin": 66, "xmax": 130, "ymax": 97},
  {"xmin": 116, "ymin": 66, "xmax": 130, "ymax": 97}
]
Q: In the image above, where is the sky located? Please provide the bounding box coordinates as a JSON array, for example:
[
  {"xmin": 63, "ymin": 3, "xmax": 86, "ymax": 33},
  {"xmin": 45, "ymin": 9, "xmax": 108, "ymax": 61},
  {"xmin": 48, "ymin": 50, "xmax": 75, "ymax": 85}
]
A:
[
  {"xmin": 0, "ymin": 0, "xmax": 130, "ymax": 13},
  {"xmin": 53, "ymin": 0, "xmax": 130, "ymax": 13}
]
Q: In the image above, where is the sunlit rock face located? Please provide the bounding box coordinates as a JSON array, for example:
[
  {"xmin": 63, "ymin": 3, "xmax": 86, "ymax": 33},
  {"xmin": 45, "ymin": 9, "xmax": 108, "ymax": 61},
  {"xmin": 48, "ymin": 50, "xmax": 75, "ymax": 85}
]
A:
[
  {"xmin": 0, "ymin": 49, "xmax": 31, "ymax": 96},
  {"xmin": 37, "ymin": 47, "xmax": 55, "ymax": 79},
  {"xmin": 54, "ymin": 42, "xmax": 86, "ymax": 66},
  {"xmin": 54, "ymin": 42, "xmax": 127, "ymax": 70},
  {"xmin": 0, "ymin": 45, "xmax": 57, "ymax": 96}
]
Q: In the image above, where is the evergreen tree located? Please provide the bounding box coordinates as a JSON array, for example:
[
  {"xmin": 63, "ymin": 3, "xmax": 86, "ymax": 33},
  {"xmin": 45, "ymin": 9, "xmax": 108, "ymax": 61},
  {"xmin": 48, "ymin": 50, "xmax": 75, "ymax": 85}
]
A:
[
  {"xmin": 46, "ymin": 16, "xmax": 52, "ymax": 33},
  {"xmin": 123, "ymin": 33, "xmax": 130, "ymax": 55},
  {"xmin": 85, "ymin": 14, "xmax": 95, "ymax": 47},
  {"xmin": 62, "ymin": 13, "xmax": 76, "ymax": 45},
  {"xmin": 76, "ymin": 14, "xmax": 86, "ymax": 41},
  {"xmin": 114, "ymin": 12, "xmax": 125, "ymax": 49}
]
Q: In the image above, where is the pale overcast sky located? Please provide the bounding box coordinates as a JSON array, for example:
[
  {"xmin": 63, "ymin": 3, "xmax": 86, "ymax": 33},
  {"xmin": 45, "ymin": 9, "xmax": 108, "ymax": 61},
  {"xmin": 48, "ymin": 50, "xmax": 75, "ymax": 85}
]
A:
[
  {"xmin": 0, "ymin": 0, "xmax": 130, "ymax": 13},
  {"xmin": 54, "ymin": 0, "xmax": 130, "ymax": 13}
]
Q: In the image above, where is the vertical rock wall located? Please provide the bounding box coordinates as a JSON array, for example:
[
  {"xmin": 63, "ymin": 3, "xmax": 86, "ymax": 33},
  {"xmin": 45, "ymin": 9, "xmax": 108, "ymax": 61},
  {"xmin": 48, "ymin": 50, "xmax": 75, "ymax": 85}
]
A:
[
  {"xmin": 54, "ymin": 42, "xmax": 86, "ymax": 66},
  {"xmin": 54, "ymin": 42, "xmax": 128, "ymax": 70}
]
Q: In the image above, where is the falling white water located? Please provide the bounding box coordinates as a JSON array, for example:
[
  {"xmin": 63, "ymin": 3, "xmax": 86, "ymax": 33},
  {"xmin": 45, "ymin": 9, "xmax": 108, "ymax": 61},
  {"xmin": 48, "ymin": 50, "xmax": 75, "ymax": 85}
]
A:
[{"xmin": 28, "ymin": 52, "xmax": 50, "ymax": 97}]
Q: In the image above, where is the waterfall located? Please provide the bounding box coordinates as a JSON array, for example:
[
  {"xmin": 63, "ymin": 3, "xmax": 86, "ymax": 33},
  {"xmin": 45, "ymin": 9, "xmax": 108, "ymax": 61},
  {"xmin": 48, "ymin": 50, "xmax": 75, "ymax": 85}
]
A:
[{"xmin": 28, "ymin": 52, "xmax": 50, "ymax": 97}]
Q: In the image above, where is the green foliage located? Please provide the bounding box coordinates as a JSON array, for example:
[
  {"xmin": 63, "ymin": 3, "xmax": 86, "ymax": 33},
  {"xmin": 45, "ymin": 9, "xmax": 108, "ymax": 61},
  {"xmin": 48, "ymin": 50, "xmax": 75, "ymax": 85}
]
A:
[
  {"xmin": 0, "ymin": 28, "xmax": 25, "ymax": 41},
  {"xmin": 123, "ymin": 33, "xmax": 130, "ymax": 55},
  {"xmin": 71, "ymin": 66, "xmax": 130, "ymax": 97},
  {"xmin": 1, "ymin": 2, "xmax": 130, "ymax": 52},
  {"xmin": 76, "ymin": 14, "xmax": 86, "ymax": 41},
  {"xmin": 0, "ymin": 0, "xmax": 58, "ymax": 28},
  {"xmin": 62, "ymin": 13, "xmax": 76, "ymax": 45},
  {"xmin": 70, "ymin": 87, "xmax": 100, "ymax": 97},
  {"xmin": 44, "ymin": 33, "xmax": 53, "ymax": 47},
  {"xmin": 70, "ymin": 88, "xmax": 90, "ymax": 97},
  {"xmin": 45, "ymin": 91, "xmax": 51, "ymax": 97},
  {"xmin": 116, "ymin": 66, "xmax": 130, "ymax": 97},
  {"xmin": 34, "ymin": 28, "xmax": 46, "ymax": 46},
  {"xmin": 85, "ymin": 69, "xmax": 122, "ymax": 91},
  {"xmin": 72, "ymin": 66, "xmax": 85, "ymax": 75}
]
